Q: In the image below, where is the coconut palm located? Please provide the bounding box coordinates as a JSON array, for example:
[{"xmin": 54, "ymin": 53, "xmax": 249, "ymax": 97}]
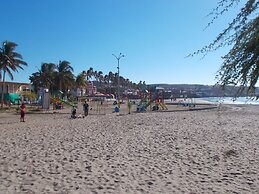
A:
[
  {"xmin": 114, "ymin": 72, "xmax": 118, "ymax": 86},
  {"xmin": 0, "ymin": 41, "xmax": 27, "ymax": 107},
  {"xmin": 97, "ymin": 71, "xmax": 103, "ymax": 81},
  {"xmin": 55, "ymin": 60, "xmax": 74, "ymax": 93},
  {"xmin": 104, "ymin": 74, "xmax": 109, "ymax": 85},
  {"xmin": 107, "ymin": 71, "xmax": 114, "ymax": 84},
  {"xmin": 29, "ymin": 64, "xmax": 54, "ymax": 92},
  {"xmin": 93, "ymin": 70, "xmax": 98, "ymax": 81},
  {"xmin": 86, "ymin": 67, "xmax": 93, "ymax": 81},
  {"xmin": 39, "ymin": 63, "xmax": 56, "ymax": 91},
  {"xmin": 75, "ymin": 72, "xmax": 88, "ymax": 96},
  {"xmin": 29, "ymin": 71, "xmax": 42, "ymax": 92}
]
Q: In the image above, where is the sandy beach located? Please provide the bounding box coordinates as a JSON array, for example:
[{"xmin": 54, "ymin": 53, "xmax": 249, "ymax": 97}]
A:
[{"xmin": 0, "ymin": 104, "xmax": 258, "ymax": 193}]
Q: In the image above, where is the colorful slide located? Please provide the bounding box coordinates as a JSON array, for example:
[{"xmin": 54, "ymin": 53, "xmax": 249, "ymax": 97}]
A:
[{"xmin": 144, "ymin": 98, "xmax": 168, "ymax": 111}]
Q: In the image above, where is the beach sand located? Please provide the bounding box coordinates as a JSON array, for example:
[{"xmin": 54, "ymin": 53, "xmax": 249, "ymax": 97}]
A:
[{"xmin": 0, "ymin": 104, "xmax": 258, "ymax": 193}]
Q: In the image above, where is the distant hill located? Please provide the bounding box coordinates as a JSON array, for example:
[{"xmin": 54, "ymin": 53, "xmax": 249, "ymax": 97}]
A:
[{"xmin": 147, "ymin": 84, "xmax": 259, "ymax": 98}]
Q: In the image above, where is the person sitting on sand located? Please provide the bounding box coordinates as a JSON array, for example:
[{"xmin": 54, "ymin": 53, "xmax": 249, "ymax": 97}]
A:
[
  {"xmin": 71, "ymin": 106, "xmax": 85, "ymax": 119},
  {"xmin": 71, "ymin": 106, "xmax": 77, "ymax": 119},
  {"xmin": 20, "ymin": 103, "xmax": 26, "ymax": 122}
]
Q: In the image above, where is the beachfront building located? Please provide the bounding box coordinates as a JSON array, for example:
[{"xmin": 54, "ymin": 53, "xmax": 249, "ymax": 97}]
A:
[
  {"xmin": 0, "ymin": 81, "xmax": 32, "ymax": 104},
  {"xmin": 71, "ymin": 82, "xmax": 97, "ymax": 98},
  {"xmin": 86, "ymin": 81, "xmax": 97, "ymax": 95},
  {"xmin": 0, "ymin": 81, "xmax": 31, "ymax": 94}
]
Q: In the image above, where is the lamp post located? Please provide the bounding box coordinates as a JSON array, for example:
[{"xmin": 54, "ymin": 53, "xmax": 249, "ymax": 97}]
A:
[{"xmin": 112, "ymin": 53, "xmax": 125, "ymax": 108}]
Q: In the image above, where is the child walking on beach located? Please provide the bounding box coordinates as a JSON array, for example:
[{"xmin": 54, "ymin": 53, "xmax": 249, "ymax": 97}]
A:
[{"xmin": 20, "ymin": 103, "xmax": 26, "ymax": 122}]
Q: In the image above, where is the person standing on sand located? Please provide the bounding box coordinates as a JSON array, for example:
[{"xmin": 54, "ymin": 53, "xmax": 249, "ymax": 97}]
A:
[
  {"xmin": 20, "ymin": 103, "xmax": 26, "ymax": 122},
  {"xmin": 83, "ymin": 101, "xmax": 89, "ymax": 116}
]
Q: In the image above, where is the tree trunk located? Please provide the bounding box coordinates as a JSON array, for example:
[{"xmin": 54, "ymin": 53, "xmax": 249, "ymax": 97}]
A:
[
  {"xmin": 1, "ymin": 71, "xmax": 6, "ymax": 108},
  {"xmin": 59, "ymin": 80, "xmax": 62, "ymax": 93}
]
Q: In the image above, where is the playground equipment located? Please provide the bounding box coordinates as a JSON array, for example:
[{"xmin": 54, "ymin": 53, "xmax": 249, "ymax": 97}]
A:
[
  {"xmin": 136, "ymin": 90, "xmax": 149, "ymax": 112},
  {"xmin": 38, "ymin": 88, "xmax": 77, "ymax": 110},
  {"xmin": 137, "ymin": 87, "xmax": 168, "ymax": 112},
  {"xmin": 151, "ymin": 99, "xmax": 168, "ymax": 110},
  {"xmin": 51, "ymin": 97, "xmax": 64, "ymax": 109},
  {"xmin": 3, "ymin": 93, "xmax": 20, "ymax": 105},
  {"xmin": 154, "ymin": 87, "xmax": 168, "ymax": 110}
]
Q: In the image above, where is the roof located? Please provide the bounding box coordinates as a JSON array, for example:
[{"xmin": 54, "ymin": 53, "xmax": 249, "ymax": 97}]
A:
[{"xmin": 0, "ymin": 81, "xmax": 30, "ymax": 85}]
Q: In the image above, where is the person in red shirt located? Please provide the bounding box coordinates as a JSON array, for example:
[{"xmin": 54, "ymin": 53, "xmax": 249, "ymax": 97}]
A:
[{"xmin": 20, "ymin": 103, "xmax": 26, "ymax": 122}]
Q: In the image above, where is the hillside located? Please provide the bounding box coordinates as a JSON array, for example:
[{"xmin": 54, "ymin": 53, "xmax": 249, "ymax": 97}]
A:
[{"xmin": 148, "ymin": 84, "xmax": 259, "ymax": 98}]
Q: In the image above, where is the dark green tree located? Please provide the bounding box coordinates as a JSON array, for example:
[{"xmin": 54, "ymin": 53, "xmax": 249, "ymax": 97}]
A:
[
  {"xmin": 55, "ymin": 60, "xmax": 74, "ymax": 93},
  {"xmin": 39, "ymin": 63, "xmax": 56, "ymax": 91},
  {"xmin": 29, "ymin": 71, "xmax": 42, "ymax": 92},
  {"xmin": 86, "ymin": 67, "xmax": 93, "ymax": 81},
  {"xmin": 0, "ymin": 41, "xmax": 27, "ymax": 107},
  {"xmin": 75, "ymin": 72, "xmax": 88, "ymax": 96},
  {"xmin": 30, "ymin": 61, "xmax": 74, "ymax": 95},
  {"xmin": 108, "ymin": 71, "xmax": 115, "ymax": 85}
]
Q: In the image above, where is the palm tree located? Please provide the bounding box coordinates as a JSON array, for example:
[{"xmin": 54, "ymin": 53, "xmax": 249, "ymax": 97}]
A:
[
  {"xmin": 114, "ymin": 72, "xmax": 118, "ymax": 86},
  {"xmin": 138, "ymin": 81, "xmax": 143, "ymax": 90},
  {"xmin": 86, "ymin": 67, "xmax": 93, "ymax": 81},
  {"xmin": 107, "ymin": 71, "xmax": 113, "ymax": 84},
  {"xmin": 75, "ymin": 72, "xmax": 88, "ymax": 96},
  {"xmin": 29, "ymin": 71, "xmax": 42, "ymax": 92},
  {"xmin": 55, "ymin": 60, "xmax": 74, "ymax": 93},
  {"xmin": 29, "ymin": 63, "xmax": 55, "ymax": 93},
  {"xmin": 96, "ymin": 71, "xmax": 104, "ymax": 92},
  {"xmin": 39, "ymin": 63, "xmax": 56, "ymax": 91},
  {"xmin": 98, "ymin": 71, "xmax": 103, "ymax": 82},
  {"xmin": 125, "ymin": 78, "xmax": 130, "ymax": 88},
  {"xmin": 94, "ymin": 70, "xmax": 98, "ymax": 81},
  {"xmin": 0, "ymin": 41, "xmax": 27, "ymax": 107}
]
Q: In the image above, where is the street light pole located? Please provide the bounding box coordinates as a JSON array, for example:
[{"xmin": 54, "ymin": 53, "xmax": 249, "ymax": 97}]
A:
[{"xmin": 112, "ymin": 53, "xmax": 125, "ymax": 108}]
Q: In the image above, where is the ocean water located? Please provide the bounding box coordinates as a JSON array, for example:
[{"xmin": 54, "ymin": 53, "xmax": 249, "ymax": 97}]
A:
[{"xmin": 200, "ymin": 97, "xmax": 259, "ymax": 105}]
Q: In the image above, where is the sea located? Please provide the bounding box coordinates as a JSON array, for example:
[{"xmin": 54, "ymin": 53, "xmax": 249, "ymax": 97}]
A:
[
  {"xmin": 198, "ymin": 97, "xmax": 259, "ymax": 105},
  {"xmin": 164, "ymin": 97, "xmax": 259, "ymax": 105}
]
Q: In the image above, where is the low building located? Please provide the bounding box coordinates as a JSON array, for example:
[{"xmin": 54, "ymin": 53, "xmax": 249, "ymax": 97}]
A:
[
  {"xmin": 0, "ymin": 81, "xmax": 31, "ymax": 94},
  {"xmin": 86, "ymin": 82, "xmax": 97, "ymax": 95},
  {"xmin": 0, "ymin": 81, "xmax": 32, "ymax": 104},
  {"xmin": 71, "ymin": 82, "xmax": 97, "ymax": 98}
]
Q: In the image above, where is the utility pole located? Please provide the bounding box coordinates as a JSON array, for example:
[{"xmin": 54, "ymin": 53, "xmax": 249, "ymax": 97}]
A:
[{"xmin": 112, "ymin": 53, "xmax": 125, "ymax": 108}]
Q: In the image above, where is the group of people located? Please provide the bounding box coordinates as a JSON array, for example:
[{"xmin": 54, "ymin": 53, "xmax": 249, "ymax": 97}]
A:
[
  {"xmin": 19, "ymin": 101, "xmax": 90, "ymax": 122},
  {"xmin": 71, "ymin": 101, "xmax": 89, "ymax": 119}
]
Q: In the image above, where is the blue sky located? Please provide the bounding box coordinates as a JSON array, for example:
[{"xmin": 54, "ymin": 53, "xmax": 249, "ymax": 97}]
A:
[{"xmin": 1, "ymin": 0, "xmax": 245, "ymax": 85}]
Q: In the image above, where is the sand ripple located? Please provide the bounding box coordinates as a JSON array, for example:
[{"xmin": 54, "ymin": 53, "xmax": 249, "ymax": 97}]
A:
[{"xmin": 0, "ymin": 105, "xmax": 258, "ymax": 193}]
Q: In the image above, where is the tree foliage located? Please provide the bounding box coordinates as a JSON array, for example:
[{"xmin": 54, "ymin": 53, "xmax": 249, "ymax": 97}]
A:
[
  {"xmin": 29, "ymin": 62, "xmax": 74, "ymax": 94},
  {"xmin": 55, "ymin": 60, "xmax": 74, "ymax": 92},
  {"xmin": 217, "ymin": 16, "xmax": 259, "ymax": 96},
  {"xmin": 0, "ymin": 41, "xmax": 27, "ymax": 107},
  {"xmin": 21, "ymin": 91, "xmax": 37, "ymax": 101},
  {"xmin": 30, "ymin": 64, "xmax": 143, "ymax": 96},
  {"xmin": 0, "ymin": 41, "xmax": 27, "ymax": 80},
  {"xmin": 191, "ymin": 0, "xmax": 259, "ymax": 97}
]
